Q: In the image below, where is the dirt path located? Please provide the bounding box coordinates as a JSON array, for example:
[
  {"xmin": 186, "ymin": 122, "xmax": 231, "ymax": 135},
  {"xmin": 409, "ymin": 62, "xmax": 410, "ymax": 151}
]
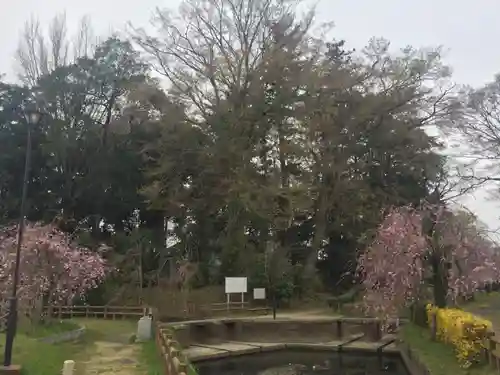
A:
[
  {"xmin": 252, "ymin": 309, "xmax": 336, "ymax": 320},
  {"xmin": 71, "ymin": 320, "xmax": 143, "ymax": 375},
  {"xmin": 80, "ymin": 341, "xmax": 141, "ymax": 375}
]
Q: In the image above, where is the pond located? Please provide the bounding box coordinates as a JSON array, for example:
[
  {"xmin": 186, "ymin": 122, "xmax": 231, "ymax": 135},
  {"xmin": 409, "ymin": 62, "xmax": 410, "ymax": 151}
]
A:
[{"xmin": 195, "ymin": 349, "xmax": 409, "ymax": 375}]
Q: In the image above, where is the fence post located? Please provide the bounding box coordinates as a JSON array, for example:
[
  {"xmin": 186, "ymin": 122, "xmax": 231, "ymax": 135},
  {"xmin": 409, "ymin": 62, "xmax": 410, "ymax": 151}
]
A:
[{"xmin": 488, "ymin": 336, "xmax": 496, "ymax": 367}]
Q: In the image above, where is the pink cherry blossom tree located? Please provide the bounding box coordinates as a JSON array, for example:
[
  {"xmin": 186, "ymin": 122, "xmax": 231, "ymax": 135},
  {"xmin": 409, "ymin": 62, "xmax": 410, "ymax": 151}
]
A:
[
  {"xmin": 357, "ymin": 204, "xmax": 500, "ymax": 320},
  {"xmin": 0, "ymin": 222, "xmax": 107, "ymax": 322}
]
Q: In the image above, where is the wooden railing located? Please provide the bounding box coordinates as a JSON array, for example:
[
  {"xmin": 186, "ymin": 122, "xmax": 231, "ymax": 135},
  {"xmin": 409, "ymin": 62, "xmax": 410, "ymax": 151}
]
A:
[
  {"xmin": 484, "ymin": 334, "xmax": 500, "ymax": 369},
  {"xmin": 43, "ymin": 305, "xmax": 148, "ymax": 320},
  {"xmin": 155, "ymin": 324, "xmax": 188, "ymax": 375}
]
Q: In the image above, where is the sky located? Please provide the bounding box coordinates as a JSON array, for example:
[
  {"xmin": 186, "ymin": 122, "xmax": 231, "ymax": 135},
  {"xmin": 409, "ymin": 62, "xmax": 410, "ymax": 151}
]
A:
[{"xmin": 1, "ymin": 0, "xmax": 500, "ymax": 235}]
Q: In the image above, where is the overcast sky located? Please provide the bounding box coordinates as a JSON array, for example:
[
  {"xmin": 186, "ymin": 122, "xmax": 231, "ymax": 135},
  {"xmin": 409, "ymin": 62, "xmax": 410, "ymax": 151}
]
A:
[{"xmin": 1, "ymin": 0, "xmax": 500, "ymax": 235}]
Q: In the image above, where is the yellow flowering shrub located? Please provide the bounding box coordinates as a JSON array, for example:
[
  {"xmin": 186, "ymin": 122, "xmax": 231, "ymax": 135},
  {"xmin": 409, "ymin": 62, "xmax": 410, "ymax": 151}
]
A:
[{"xmin": 425, "ymin": 304, "xmax": 492, "ymax": 368}]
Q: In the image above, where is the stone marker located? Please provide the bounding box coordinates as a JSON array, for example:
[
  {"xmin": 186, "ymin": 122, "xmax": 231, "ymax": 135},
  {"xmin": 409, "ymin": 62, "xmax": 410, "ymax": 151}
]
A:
[{"xmin": 137, "ymin": 316, "xmax": 153, "ymax": 341}]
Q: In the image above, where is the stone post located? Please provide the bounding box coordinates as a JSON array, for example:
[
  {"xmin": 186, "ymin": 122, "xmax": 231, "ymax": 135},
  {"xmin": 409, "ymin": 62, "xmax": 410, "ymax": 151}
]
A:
[{"xmin": 62, "ymin": 360, "xmax": 75, "ymax": 375}]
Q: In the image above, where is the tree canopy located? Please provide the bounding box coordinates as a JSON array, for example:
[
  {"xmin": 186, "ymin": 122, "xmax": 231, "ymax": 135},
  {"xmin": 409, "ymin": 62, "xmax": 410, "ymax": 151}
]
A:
[{"xmin": 0, "ymin": 0, "xmax": 497, "ymax": 308}]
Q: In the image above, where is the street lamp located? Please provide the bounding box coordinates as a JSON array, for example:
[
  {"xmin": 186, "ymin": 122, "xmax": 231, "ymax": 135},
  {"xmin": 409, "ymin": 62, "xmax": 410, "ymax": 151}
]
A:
[{"xmin": 3, "ymin": 109, "xmax": 41, "ymax": 368}]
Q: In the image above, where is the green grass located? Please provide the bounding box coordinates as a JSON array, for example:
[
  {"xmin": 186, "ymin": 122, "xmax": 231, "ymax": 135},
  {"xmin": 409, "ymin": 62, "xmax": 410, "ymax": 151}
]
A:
[
  {"xmin": 18, "ymin": 319, "xmax": 80, "ymax": 338},
  {"xmin": 71, "ymin": 318, "xmax": 136, "ymax": 341},
  {"xmin": 139, "ymin": 339, "xmax": 164, "ymax": 375},
  {"xmin": 0, "ymin": 319, "xmax": 89, "ymax": 375},
  {"xmin": 2, "ymin": 318, "xmax": 138, "ymax": 375},
  {"xmin": 2, "ymin": 330, "xmax": 91, "ymax": 375},
  {"xmin": 400, "ymin": 323, "xmax": 494, "ymax": 375},
  {"xmin": 462, "ymin": 292, "xmax": 500, "ymax": 310},
  {"xmin": 5, "ymin": 318, "xmax": 198, "ymax": 375}
]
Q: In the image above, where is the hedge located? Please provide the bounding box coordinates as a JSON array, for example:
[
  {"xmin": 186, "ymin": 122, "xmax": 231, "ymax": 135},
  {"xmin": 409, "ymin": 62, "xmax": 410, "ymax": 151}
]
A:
[{"xmin": 426, "ymin": 304, "xmax": 492, "ymax": 368}]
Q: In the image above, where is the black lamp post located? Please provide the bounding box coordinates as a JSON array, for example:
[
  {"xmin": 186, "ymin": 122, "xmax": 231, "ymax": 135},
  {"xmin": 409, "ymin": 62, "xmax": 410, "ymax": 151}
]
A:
[{"xmin": 3, "ymin": 110, "xmax": 41, "ymax": 368}]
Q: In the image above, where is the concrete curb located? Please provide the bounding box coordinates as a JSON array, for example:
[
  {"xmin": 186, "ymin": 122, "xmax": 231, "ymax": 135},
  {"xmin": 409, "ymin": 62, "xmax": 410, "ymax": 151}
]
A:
[{"xmin": 37, "ymin": 325, "xmax": 86, "ymax": 344}]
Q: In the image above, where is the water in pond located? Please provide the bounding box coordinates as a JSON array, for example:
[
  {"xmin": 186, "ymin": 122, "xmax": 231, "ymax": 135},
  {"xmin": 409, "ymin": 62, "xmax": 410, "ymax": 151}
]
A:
[{"xmin": 195, "ymin": 349, "xmax": 408, "ymax": 375}]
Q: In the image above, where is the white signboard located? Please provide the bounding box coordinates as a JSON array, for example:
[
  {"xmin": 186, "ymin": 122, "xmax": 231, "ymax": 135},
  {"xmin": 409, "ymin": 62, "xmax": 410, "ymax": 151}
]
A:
[
  {"xmin": 253, "ymin": 288, "xmax": 266, "ymax": 300},
  {"xmin": 225, "ymin": 277, "xmax": 247, "ymax": 294}
]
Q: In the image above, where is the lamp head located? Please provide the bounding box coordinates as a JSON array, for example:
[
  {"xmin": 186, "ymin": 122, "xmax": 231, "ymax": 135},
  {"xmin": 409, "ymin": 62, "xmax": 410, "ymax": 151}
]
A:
[
  {"xmin": 25, "ymin": 111, "xmax": 42, "ymax": 126},
  {"xmin": 27, "ymin": 111, "xmax": 41, "ymax": 125}
]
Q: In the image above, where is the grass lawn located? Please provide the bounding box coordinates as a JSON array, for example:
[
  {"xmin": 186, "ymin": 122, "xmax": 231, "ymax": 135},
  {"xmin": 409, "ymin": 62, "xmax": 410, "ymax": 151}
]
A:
[
  {"xmin": 0, "ymin": 320, "xmax": 90, "ymax": 375},
  {"xmin": 0, "ymin": 318, "xmax": 139, "ymax": 375},
  {"xmin": 139, "ymin": 339, "xmax": 165, "ymax": 375},
  {"xmin": 71, "ymin": 318, "xmax": 136, "ymax": 342},
  {"xmin": 400, "ymin": 323, "xmax": 494, "ymax": 375},
  {"xmin": 461, "ymin": 292, "xmax": 500, "ymax": 328},
  {"xmin": 18, "ymin": 319, "xmax": 80, "ymax": 338},
  {"xmin": 5, "ymin": 318, "xmax": 196, "ymax": 375}
]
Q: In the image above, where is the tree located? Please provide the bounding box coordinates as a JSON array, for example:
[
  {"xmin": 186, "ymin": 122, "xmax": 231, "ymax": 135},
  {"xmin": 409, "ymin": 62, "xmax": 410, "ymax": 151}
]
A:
[
  {"xmin": 132, "ymin": 0, "xmax": 317, "ymax": 121},
  {"xmin": 134, "ymin": 0, "xmax": 453, "ymax": 294},
  {"xmin": 16, "ymin": 13, "xmax": 97, "ymax": 86},
  {"xmin": 451, "ymin": 75, "xmax": 500, "ymax": 188},
  {"xmin": 304, "ymin": 38, "xmax": 451, "ymax": 290},
  {"xmin": 357, "ymin": 203, "xmax": 499, "ymax": 319},
  {"xmin": 0, "ymin": 222, "xmax": 106, "ymax": 322},
  {"xmin": 1, "ymin": 36, "xmax": 153, "ymax": 235},
  {"xmin": 0, "ymin": 7, "xmax": 462, "ymax": 306}
]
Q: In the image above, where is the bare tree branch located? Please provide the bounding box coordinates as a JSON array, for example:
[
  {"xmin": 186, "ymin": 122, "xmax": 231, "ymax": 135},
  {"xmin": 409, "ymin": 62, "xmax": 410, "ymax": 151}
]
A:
[
  {"xmin": 131, "ymin": 0, "xmax": 318, "ymax": 121},
  {"xmin": 16, "ymin": 13, "xmax": 97, "ymax": 86}
]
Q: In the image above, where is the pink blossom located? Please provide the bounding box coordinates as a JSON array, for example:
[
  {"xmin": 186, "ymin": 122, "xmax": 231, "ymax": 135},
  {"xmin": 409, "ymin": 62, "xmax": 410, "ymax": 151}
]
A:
[
  {"xmin": 0, "ymin": 222, "xmax": 107, "ymax": 310},
  {"xmin": 357, "ymin": 204, "xmax": 500, "ymax": 320}
]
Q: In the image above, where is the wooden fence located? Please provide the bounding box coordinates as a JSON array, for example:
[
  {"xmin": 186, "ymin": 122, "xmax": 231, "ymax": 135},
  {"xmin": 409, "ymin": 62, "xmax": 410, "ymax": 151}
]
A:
[
  {"xmin": 43, "ymin": 305, "xmax": 148, "ymax": 320},
  {"xmin": 483, "ymin": 333, "xmax": 500, "ymax": 370},
  {"xmin": 32, "ymin": 301, "xmax": 269, "ymax": 322},
  {"xmin": 155, "ymin": 323, "xmax": 188, "ymax": 375}
]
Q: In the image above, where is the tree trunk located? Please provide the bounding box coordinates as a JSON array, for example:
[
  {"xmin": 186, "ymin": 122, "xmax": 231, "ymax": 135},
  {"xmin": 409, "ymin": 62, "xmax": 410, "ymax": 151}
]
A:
[{"xmin": 430, "ymin": 252, "xmax": 448, "ymax": 308}]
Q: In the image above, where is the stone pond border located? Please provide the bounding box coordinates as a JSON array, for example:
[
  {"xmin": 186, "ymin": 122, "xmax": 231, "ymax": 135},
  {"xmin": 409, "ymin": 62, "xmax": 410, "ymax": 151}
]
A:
[
  {"xmin": 167, "ymin": 317, "xmax": 386, "ymax": 348},
  {"xmin": 156, "ymin": 317, "xmax": 432, "ymax": 375},
  {"xmin": 37, "ymin": 323, "xmax": 86, "ymax": 344}
]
